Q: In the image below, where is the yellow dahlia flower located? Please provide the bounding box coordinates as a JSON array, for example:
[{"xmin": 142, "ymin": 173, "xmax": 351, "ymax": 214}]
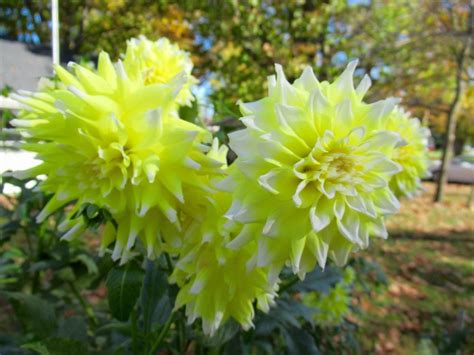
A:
[
  {"xmin": 123, "ymin": 36, "xmax": 198, "ymax": 107},
  {"xmin": 10, "ymin": 52, "xmax": 223, "ymax": 263},
  {"xmin": 171, "ymin": 149, "xmax": 278, "ymax": 335},
  {"xmin": 224, "ymin": 61, "xmax": 403, "ymax": 276},
  {"xmin": 386, "ymin": 108, "xmax": 430, "ymax": 198}
]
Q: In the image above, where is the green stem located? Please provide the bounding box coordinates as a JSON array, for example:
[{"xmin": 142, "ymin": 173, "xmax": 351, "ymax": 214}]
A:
[
  {"xmin": 68, "ymin": 281, "xmax": 98, "ymax": 327},
  {"xmin": 178, "ymin": 316, "xmax": 186, "ymax": 352},
  {"xmin": 196, "ymin": 342, "xmax": 205, "ymax": 355},
  {"xmin": 131, "ymin": 308, "xmax": 139, "ymax": 355},
  {"xmin": 148, "ymin": 312, "xmax": 174, "ymax": 355},
  {"xmin": 143, "ymin": 259, "xmax": 156, "ymax": 351},
  {"xmin": 23, "ymin": 226, "xmax": 34, "ymax": 257},
  {"xmin": 23, "ymin": 226, "xmax": 38, "ymax": 292},
  {"xmin": 30, "ymin": 228, "xmax": 43, "ymax": 294}
]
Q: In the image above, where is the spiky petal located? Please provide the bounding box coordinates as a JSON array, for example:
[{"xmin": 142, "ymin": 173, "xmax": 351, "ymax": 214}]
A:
[
  {"xmin": 225, "ymin": 61, "xmax": 403, "ymax": 276},
  {"xmin": 11, "ymin": 50, "xmax": 223, "ymax": 263}
]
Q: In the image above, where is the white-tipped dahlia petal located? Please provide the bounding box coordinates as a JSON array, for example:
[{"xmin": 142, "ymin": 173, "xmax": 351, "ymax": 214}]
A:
[
  {"xmin": 355, "ymin": 74, "xmax": 372, "ymax": 98},
  {"xmin": 335, "ymin": 99, "xmax": 354, "ymax": 128},
  {"xmin": 371, "ymin": 217, "xmax": 388, "ymax": 239},
  {"xmin": 310, "ymin": 208, "xmax": 328, "ymax": 232},
  {"xmin": 335, "ymin": 59, "xmax": 358, "ymax": 95},
  {"xmin": 294, "ymin": 66, "xmax": 320, "ymax": 92},
  {"xmin": 330, "ymin": 244, "xmax": 352, "ymax": 267},
  {"xmin": 366, "ymin": 98, "xmax": 400, "ymax": 129},
  {"xmin": 11, "ymin": 42, "xmax": 225, "ymax": 264},
  {"xmin": 337, "ymin": 212, "xmax": 361, "ymax": 245},
  {"xmin": 171, "ymin": 192, "xmax": 279, "ymax": 336},
  {"xmin": 227, "ymin": 60, "xmax": 403, "ymax": 278},
  {"xmin": 289, "ymin": 236, "xmax": 307, "ymax": 274}
]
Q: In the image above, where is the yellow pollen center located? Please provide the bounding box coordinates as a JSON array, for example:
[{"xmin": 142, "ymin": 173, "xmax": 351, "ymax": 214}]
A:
[
  {"xmin": 294, "ymin": 146, "xmax": 362, "ymax": 190},
  {"xmin": 143, "ymin": 66, "xmax": 170, "ymax": 85}
]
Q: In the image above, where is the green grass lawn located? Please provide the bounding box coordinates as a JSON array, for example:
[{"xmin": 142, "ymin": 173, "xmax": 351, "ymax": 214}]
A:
[{"xmin": 353, "ymin": 183, "xmax": 474, "ymax": 354}]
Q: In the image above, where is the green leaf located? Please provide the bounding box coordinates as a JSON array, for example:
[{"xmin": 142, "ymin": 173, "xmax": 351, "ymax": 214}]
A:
[
  {"xmin": 203, "ymin": 319, "xmax": 240, "ymax": 347},
  {"xmin": 29, "ymin": 260, "xmax": 64, "ymax": 273},
  {"xmin": 0, "ymin": 220, "xmax": 21, "ymax": 242},
  {"xmin": 85, "ymin": 204, "xmax": 100, "ymax": 219},
  {"xmin": 56, "ymin": 316, "xmax": 88, "ymax": 342},
  {"xmin": 222, "ymin": 333, "xmax": 247, "ymax": 355},
  {"xmin": 140, "ymin": 259, "xmax": 168, "ymax": 333},
  {"xmin": 22, "ymin": 341, "xmax": 50, "ymax": 355},
  {"xmin": 73, "ymin": 254, "xmax": 99, "ymax": 275},
  {"xmin": 23, "ymin": 337, "xmax": 89, "ymax": 355},
  {"xmin": 57, "ymin": 267, "xmax": 76, "ymax": 282},
  {"xmin": 151, "ymin": 294, "xmax": 172, "ymax": 327},
  {"xmin": 290, "ymin": 266, "xmax": 342, "ymax": 294},
  {"xmin": 0, "ymin": 277, "xmax": 18, "ymax": 284},
  {"xmin": 2, "ymin": 291, "xmax": 57, "ymax": 338},
  {"xmin": 281, "ymin": 326, "xmax": 320, "ymax": 355},
  {"xmin": 178, "ymin": 96, "xmax": 199, "ymax": 123},
  {"xmin": 106, "ymin": 263, "xmax": 145, "ymax": 321},
  {"xmin": 253, "ymin": 340, "xmax": 274, "ymax": 354},
  {"xmin": 278, "ymin": 298, "xmax": 316, "ymax": 325},
  {"xmin": 96, "ymin": 321, "xmax": 132, "ymax": 336},
  {"xmin": 87, "ymin": 255, "xmax": 115, "ymax": 290},
  {"xmin": 254, "ymin": 315, "xmax": 279, "ymax": 336},
  {"xmin": 255, "ymin": 297, "xmax": 317, "ymax": 338}
]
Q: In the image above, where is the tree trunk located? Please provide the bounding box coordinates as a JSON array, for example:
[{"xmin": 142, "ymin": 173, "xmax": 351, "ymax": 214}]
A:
[
  {"xmin": 434, "ymin": 1, "xmax": 473, "ymax": 202},
  {"xmin": 434, "ymin": 70, "xmax": 465, "ymax": 202}
]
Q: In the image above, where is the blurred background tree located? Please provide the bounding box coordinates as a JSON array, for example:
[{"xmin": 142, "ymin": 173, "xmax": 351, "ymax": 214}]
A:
[
  {"xmin": 2, "ymin": 0, "xmax": 471, "ymax": 119},
  {"xmin": 182, "ymin": 0, "xmax": 351, "ymax": 117},
  {"xmin": 0, "ymin": 0, "xmax": 195, "ymax": 60},
  {"xmin": 2, "ymin": 0, "xmax": 472, "ymax": 199}
]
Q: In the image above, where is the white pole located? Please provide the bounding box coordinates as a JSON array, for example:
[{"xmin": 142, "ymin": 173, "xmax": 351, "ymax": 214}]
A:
[{"xmin": 51, "ymin": 0, "xmax": 59, "ymax": 65}]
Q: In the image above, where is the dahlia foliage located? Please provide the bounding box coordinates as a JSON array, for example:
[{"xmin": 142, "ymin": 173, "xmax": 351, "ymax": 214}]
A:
[{"xmin": 9, "ymin": 36, "xmax": 429, "ymax": 335}]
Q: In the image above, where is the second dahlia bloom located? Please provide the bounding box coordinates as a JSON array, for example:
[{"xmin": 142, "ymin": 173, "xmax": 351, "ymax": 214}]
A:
[
  {"xmin": 123, "ymin": 36, "xmax": 198, "ymax": 107},
  {"xmin": 170, "ymin": 147, "xmax": 278, "ymax": 336},
  {"xmin": 386, "ymin": 108, "xmax": 430, "ymax": 198},
  {"xmin": 224, "ymin": 61, "xmax": 403, "ymax": 276},
  {"xmin": 10, "ymin": 52, "xmax": 223, "ymax": 263}
]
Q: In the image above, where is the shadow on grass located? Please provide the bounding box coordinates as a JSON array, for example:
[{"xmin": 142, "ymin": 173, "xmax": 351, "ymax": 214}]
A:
[{"xmin": 389, "ymin": 230, "xmax": 474, "ymax": 243}]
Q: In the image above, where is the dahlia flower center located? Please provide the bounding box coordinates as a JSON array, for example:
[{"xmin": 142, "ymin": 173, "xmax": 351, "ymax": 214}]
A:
[
  {"xmin": 97, "ymin": 143, "xmax": 130, "ymax": 171},
  {"xmin": 323, "ymin": 153, "xmax": 357, "ymax": 181},
  {"xmin": 144, "ymin": 65, "xmax": 169, "ymax": 85},
  {"xmin": 295, "ymin": 147, "xmax": 360, "ymax": 184},
  {"xmin": 289, "ymin": 144, "xmax": 365, "ymax": 204},
  {"xmin": 393, "ymin": 144, "xmax": 416, "ymax": 166},
  {"xmin": 81, "ymin": 143, "xmax": 131, "ymax": 192}
]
